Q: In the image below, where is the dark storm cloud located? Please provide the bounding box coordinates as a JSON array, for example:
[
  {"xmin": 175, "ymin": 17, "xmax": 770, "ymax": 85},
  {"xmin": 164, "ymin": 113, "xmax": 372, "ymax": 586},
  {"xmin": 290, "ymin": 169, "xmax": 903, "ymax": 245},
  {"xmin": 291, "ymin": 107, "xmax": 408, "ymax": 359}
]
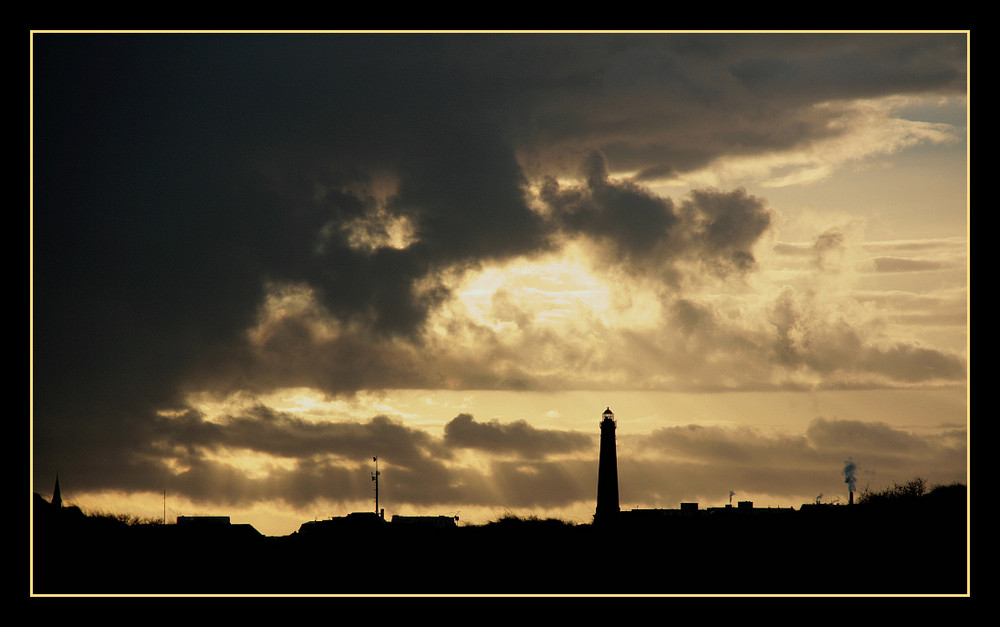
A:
[
  {"xmin": 41, "ymin": 405, "xmax": 451, "ymax": 506},
  {"xmin": 32, "ymin": 32, "xmax": 966, "ymax": 499},
  {"xmin": 676, "ymin": 187, "xmax": 773, "ymax": 275},
  {"xmin": 540, "ymin": 151, "xmax": 772, "ymax": 278},
  {"xmin": 539, "ymin": 152, "xmax": 679, "ymax": 265},
  {"xmin": 116, "ymin": 409, "xmax": 592, "ymax": 509},
  {"xmin": 160, "ymin": 406, "xmax": 450, "ymax": 464},
  {"xmin": 518, "ymin": 32, "xmax": 966, "ymax": 180},
  {"xmin": 443, "ymin": 413, "xmax": 592, "ymax": 459},
  {"xmin": 726, "ymin": 33, "xmax": 966, "ymax": 102},
  {"xmin": 141, "ymin": 408, "xmax": 456, "ymax": 507},
  {"xmin": 223, "ymin": 299, "xmax": 439, "ymax": 394},
  {"xmin": 31, "ymin": 33, "xmax": 545, "ymax": 487}
]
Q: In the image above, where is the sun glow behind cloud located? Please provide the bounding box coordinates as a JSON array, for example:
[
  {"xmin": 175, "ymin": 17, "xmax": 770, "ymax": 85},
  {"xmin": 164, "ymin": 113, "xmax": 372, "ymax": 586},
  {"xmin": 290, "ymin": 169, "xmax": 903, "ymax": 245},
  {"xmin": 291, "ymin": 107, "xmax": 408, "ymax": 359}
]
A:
[
  {"xmin": 113, "ymin": 170, "xmax": 966, "ymax": 535},
  {"xmin": 452, "ymin": 244, "xmax": 619, "ymax": 329},
  {"xmin": 33, "ymin": 32, "xmax": 967, "ymax": 542}
]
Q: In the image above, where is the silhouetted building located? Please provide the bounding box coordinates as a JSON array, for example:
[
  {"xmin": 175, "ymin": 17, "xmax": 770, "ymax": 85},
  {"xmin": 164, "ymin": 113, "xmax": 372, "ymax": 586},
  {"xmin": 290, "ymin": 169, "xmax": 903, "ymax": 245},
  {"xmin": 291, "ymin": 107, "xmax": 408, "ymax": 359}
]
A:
[
  {"xmin": 172, "ymin": 515, "xmax": 262, "ymax": 541},
  {"xmin": 390, "ymin": 515, "xmax": 458, "ymax": 529},
  {"xmin": 177, "ymin": 515, "xmax": 231, "ymax": 526},
  {"xmin": 595, "ymin": 407, "xmax": 620, "ymax": 524},
  {"xmin": 297, "ymin": 511, "xmax": 387, "ymax": 534}
]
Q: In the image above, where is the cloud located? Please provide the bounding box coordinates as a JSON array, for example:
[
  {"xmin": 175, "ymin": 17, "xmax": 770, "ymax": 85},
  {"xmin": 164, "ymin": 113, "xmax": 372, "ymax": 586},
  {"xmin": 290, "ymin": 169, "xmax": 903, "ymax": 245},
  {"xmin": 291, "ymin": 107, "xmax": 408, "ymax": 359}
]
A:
[
  {"xmin": 539, "ymin": 152, "xmax": 773, "ymax": 279},
  {"xmin": 147, "ymin": 409, "xmax": 458, "ymax": 508},
  {"xmin": 765, "ymin": 285, "xmax": 966, "ymax": 385},
  {"xmin": 92, "ymin": 408, "xmax": 598, "ymax": 511},
  {"xmin": 622, "ymin": 417, "xmax": 965, "ymax": 505},
  {"xmin": 49, "ymin": 401, "xmax": 968, "ymax": 517},
  {"xmin": 443, "ymin": 413, "xmax": 592, "ymax": 459},
  {"xmin": 638, "ymin": 423, "xmax": 812, "ymax": 466},
  {"xmin": 806, "ymin": 417, "xmax": 930, "ymax": 455},
  {"xmin": 32, "ymin": 33, "xmax": 967, "ymax": 514},
  {"xmin": 33, "ymin": 33, "xmax": 965, "ymax": 389},
  {"xmin": 870, "ymin": 257, "xmax": 950, "ymax": 273}
]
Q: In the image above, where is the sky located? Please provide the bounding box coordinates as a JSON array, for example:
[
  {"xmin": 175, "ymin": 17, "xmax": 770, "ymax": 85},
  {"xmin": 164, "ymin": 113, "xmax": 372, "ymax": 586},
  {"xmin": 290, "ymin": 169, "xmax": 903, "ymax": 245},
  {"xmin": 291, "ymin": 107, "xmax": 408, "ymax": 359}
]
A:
[{"xmin": 31, "ymin": 31, "xmax": 968, "ymax": 537}]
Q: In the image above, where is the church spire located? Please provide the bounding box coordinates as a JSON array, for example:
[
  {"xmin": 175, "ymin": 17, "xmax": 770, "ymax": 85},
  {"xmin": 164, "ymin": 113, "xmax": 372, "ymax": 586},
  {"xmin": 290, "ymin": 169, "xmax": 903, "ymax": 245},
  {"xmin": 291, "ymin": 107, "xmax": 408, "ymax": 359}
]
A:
[{"xmin": 52, "ymin": 474, "xmax": 62, "ymax": 509}]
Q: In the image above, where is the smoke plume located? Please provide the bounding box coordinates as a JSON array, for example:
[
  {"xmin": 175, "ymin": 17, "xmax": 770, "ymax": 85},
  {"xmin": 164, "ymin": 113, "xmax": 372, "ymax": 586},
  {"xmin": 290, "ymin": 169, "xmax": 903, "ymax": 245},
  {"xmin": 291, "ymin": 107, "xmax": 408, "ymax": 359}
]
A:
[{"xmin": 843, "ymin": 457, "xmax": 858, "ymax": 494}]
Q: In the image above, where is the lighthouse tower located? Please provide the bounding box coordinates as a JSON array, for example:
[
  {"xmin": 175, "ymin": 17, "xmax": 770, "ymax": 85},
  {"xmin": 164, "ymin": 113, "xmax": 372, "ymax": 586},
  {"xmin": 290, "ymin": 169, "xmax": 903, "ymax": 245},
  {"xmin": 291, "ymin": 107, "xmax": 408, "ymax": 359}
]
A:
[{"xmin": 595, "ymin": 407, "xmax": 620, "ymax": 524}]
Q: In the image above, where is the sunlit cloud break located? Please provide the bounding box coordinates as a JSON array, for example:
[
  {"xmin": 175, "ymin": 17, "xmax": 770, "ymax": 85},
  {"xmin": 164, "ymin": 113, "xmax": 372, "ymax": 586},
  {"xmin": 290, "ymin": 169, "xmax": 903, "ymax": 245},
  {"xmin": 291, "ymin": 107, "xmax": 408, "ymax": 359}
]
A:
[{"xmin": 32, "ymin": 31, "xmax": 967, "ymax": 535}]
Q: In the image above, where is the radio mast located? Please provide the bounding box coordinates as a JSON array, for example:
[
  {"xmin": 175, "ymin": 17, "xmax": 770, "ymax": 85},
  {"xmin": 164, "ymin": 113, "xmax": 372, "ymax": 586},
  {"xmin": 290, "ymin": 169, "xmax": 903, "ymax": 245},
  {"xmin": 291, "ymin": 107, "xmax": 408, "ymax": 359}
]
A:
[{"xmin": 371, "ymin": 456, "xmax": 381, "ymax": 518}]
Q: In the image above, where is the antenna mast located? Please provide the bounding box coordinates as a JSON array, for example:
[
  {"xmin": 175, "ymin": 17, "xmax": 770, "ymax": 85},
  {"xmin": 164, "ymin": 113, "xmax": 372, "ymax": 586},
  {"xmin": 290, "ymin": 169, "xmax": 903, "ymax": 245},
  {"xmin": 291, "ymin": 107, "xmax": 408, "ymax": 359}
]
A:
[{"xmin": 371, "ymin": 456, "xmax": 380, "ymax": 516}]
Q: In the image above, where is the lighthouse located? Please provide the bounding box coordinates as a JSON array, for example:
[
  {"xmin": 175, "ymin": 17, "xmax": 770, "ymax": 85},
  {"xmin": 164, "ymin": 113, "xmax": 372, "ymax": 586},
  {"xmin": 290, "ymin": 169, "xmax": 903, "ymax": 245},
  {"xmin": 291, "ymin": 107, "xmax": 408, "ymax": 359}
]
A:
[{"xmin": 594, "ymin": 407, "xmax": 620, "ymax": 524}]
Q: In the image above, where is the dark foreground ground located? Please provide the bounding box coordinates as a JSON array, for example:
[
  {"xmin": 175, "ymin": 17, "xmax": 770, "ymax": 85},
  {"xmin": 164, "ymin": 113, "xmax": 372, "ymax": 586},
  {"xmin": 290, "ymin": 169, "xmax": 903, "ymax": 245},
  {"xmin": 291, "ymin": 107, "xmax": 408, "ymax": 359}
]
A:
[{"xmin": 31, "ymin": 492, "xmax": 969, "ymax": 595}]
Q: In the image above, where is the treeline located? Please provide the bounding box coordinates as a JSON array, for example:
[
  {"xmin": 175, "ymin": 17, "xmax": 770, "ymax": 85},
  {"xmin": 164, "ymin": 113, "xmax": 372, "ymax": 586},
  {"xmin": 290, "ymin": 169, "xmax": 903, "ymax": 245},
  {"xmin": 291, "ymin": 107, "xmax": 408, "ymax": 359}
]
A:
[{"xmin": 856, "ymin": 477, "xmax": 966, "ymax": 507}]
